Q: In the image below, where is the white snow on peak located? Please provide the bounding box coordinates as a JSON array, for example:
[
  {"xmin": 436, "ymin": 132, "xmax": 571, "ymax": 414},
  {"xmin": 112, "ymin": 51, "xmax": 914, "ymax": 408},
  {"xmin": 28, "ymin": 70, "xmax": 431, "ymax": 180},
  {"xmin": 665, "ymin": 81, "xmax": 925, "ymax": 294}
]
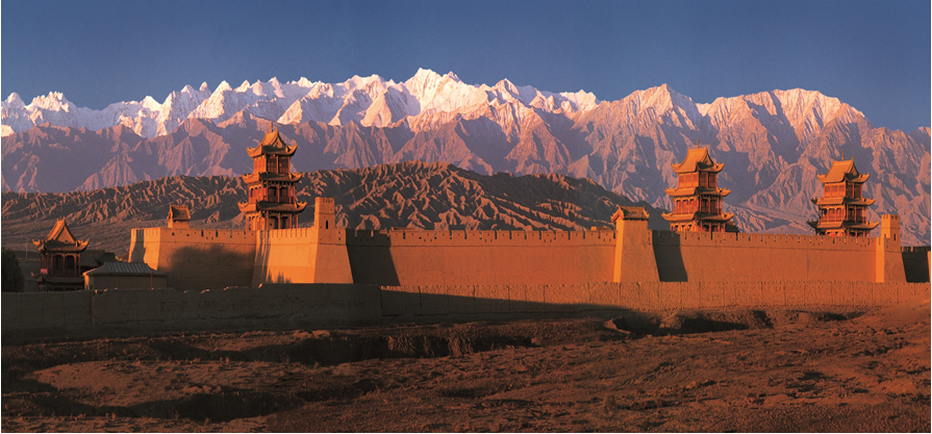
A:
[
  {"xmin": 214, "ymin": 81, "xmax": 232, "ymax": 93},
  {"xmin": 294, "ymin": 77, "xmax": 315, "ymax": 87},
  {"xmin": 31, "ymin": 92, "xmax": 73, "ymax": 111},
  {"xmin": 4, "ymin": 70, "xmax": 875, "ymax": 142},
  {"xmin": 4, "ymin": 93, "xmax": 25, "ymax": 109}
]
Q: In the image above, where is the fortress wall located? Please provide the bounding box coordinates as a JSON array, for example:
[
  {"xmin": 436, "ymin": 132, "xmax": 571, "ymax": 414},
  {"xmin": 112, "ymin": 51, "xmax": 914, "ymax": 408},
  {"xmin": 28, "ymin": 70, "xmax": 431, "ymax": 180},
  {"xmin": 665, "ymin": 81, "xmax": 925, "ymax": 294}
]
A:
[
  {"xmin": 254, "ymin": 226, "xmax": 354, "ymax": 285},
  {"xmin": 129, "ymin": 228, "xmax": 257, "ymax": 292},
  {"xmin": 346, "ymin": 229, "xmax": 617, "ymax": 286},
  {"xmin": 4, "ymin": 281, "xmax": 927, "ymax": 341},
  {"xmin": 652, "ymin": 231, "xmax": 882, "ymax": 282},
  {"xmin": 254, "ymin": 228, "xmax": 320, "ymax": 285}
]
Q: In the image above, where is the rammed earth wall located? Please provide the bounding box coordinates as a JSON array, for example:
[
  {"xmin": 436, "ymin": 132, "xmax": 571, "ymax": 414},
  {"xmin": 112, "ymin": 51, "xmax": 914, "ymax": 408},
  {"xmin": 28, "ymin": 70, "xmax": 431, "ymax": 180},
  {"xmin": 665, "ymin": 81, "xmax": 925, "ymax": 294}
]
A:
[
  {"xmin": 3, "ymin": 281, "xmax": 928, "ymax": 342},
  {"xmin": 128, "ymin": 199, "xmax": 924, "ymax": 294},
  {"xmin": 129, "ymin": 227, "xmax": 256, "ymax": 292},
  {"xmin": 652, "ymin": 231, "xmax": 888, "ymax": 282},
  {"xmin": 345, "ymin": 228, "xmax": 617, "ymax": 286}
]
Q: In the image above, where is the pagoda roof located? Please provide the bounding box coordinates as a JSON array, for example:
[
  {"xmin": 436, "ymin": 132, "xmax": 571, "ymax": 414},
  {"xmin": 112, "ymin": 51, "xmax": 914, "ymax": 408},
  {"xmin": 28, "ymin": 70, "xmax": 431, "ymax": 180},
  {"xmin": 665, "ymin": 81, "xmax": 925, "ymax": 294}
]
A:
[
  {"xmin": 246, "ymin": 126, "xmax": 298, "ymax": 158},
  {"xmin": 671, "ymin": 147, "xmax": 724, "ymax": 174},
  {"xmin": 33, "ymin": 218, "xmax": 89, "ymax": 253},
  {"xmin": 242, "ymin": 172, "xmax": 303, "ymax": 185},
  {"xmin": 238, "ymin": 201, "xmax": 308, "ymax": 214},
  {"xmin": 810, "ymin": 197, "xmax": 875, "ymax": 207},
  {"xmin": 664, "ymin": 186, "xmax": 731, "ymax": 198},
  {"xmin": 816, "ymin": 159, "xmax": 870, "ymax": 184}
]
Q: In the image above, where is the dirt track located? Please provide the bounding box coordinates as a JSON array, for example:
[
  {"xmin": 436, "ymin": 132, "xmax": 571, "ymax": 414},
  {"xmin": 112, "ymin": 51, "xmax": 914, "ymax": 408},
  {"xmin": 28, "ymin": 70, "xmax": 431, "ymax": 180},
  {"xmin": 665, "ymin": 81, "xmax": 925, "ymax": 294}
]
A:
[{"xmin": 2, "ymin": 300, "xmax": 929, "ymax": 432}]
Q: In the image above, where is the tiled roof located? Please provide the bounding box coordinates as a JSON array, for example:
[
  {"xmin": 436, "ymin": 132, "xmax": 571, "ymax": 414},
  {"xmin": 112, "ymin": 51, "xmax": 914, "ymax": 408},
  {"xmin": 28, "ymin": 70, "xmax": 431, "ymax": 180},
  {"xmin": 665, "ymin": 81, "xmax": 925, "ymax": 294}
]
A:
[
  {"xmin": 816, "ymin": 159, "xmax": 870, "ymax": 184},
  {"xmin": 84, "ymin": 261, "xmax": 166, "ymax": 276},
  {"xmin": 671, "ymin": 147, "xmax": 724, "ymax": 174}
]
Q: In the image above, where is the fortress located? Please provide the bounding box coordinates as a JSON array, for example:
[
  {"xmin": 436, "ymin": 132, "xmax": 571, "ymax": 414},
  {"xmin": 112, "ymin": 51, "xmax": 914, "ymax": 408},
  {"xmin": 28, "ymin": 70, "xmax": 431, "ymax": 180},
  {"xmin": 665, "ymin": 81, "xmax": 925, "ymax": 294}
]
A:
[
  {"xmin": 8, "ymin": 127, "xmax": 928, "ymax": 339},
  {"xmin": 125, "ymin": 128, "xmax": 927, "ymax": 292}
]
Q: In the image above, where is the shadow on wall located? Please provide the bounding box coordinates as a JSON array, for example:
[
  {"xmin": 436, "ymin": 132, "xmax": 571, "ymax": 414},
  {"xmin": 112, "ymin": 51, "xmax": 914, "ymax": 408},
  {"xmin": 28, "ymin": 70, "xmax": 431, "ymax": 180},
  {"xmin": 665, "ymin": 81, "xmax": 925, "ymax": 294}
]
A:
[
  {"xmin": 379, "ymin": 286, "xmax": 659, "ymax": 331},
  {"xmin": 166, "ymin": 244, "xmax": 255, "ymax": 292},
  {"xmin": 653, "ymin": 232, "xmax": 687, "ymax": 282},
  {"xmin": 346, "ymin": 232, "xmax": 400, "ymax": 285},
  {"xmin": 902, "ymin": 247, "xmax": 930, "ymax": 283}
]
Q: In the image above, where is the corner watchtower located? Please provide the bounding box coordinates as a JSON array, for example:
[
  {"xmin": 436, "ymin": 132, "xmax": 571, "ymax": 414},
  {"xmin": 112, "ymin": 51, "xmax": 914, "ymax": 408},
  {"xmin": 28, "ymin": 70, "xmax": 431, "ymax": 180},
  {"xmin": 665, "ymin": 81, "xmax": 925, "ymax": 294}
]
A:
[
  {"xmin": 238, "ymin": 125, "xmax": 307, "ymax": 230},
  {"xmin": 808, "ymin": 158, "xmax": 878, "ymax": 237},
  {"xmin": 662, "ymin": 147, "xmax": 734, "ymax": 232}
]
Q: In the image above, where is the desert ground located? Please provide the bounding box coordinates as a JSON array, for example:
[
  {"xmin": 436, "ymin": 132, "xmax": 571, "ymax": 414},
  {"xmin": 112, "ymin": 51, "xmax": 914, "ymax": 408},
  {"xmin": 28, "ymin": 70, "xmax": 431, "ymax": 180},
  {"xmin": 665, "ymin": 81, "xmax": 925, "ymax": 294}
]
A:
[{"xmin": 2, "ymin": 299, "xmax": 929, "ymax": 432}]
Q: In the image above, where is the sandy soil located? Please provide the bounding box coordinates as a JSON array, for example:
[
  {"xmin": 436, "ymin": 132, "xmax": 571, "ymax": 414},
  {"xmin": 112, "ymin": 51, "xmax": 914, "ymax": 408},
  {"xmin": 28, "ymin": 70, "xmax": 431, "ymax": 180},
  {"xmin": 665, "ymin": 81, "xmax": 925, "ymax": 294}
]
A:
[{"xmin": 2, "ymin": 300, "xmax": 929, "ymax": 432}]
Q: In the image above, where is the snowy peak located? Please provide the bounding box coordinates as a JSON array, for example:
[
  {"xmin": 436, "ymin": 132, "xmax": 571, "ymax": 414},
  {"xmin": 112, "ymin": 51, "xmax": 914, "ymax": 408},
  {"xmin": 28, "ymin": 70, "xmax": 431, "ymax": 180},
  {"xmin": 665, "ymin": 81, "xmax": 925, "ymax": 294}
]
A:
[
  {"xmin": 30, "ymin": 92, "xmax": 76, "ymax": 112},
  {"xmin": 0, "ymin": 71, "xmax": 907, "ymax": 143},
  {"xmin": 698, "ymin": 88, "xmax": 864, "ymax": 141},
  {"xmin": 4, "ymin": 92, "xmax": 25, "ymax": 109}
]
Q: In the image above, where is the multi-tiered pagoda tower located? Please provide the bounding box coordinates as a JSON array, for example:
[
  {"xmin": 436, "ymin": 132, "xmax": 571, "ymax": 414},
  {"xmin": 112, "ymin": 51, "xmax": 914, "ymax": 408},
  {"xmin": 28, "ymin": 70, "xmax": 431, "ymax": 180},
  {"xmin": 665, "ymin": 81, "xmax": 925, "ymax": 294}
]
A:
[
  {"xmin": 239, "ymin": 125, "xmax": 307, "ymax": 231},
  {"xmin": 808, "ymin": 158, "xmax": 878, "ymax": 237},
  {"xmin": 662, "ymin": 147, "xmax": 734, "ymax": 232}
]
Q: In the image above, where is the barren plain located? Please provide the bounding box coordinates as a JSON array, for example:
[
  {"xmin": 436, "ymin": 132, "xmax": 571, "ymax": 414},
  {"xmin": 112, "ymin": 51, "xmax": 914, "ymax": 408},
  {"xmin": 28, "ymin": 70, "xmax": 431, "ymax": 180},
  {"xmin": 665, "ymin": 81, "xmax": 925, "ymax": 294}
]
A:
[{"xmin": 2, "ymin": 299, "xmax": 929, "ymax": 432}]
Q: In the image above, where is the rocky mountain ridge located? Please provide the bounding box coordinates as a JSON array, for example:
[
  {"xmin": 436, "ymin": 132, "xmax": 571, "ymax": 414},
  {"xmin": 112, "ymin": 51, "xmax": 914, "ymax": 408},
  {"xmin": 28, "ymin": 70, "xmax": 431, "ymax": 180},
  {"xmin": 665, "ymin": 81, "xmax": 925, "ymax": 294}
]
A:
[
  {"xmin": 2, "ymin": 74, "xmax": 928, "ymax": 245},
  {"xmin": 1, "ymin": 162, "xmax": 664, "ymax": 253}
]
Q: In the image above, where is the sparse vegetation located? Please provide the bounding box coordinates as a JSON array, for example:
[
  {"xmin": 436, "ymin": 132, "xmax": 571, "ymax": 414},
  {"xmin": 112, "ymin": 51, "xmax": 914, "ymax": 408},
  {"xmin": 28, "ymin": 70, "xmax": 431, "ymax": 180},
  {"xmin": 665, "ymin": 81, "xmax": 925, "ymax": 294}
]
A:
[{"xmin": 2, "ymin": 248, "xmax": 24, "ymax": 292}]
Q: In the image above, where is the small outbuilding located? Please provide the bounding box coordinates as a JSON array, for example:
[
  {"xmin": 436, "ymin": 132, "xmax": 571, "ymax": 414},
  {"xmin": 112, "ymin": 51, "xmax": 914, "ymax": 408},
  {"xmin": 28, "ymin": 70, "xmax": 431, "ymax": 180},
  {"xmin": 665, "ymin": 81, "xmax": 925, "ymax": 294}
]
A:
[
  {"xmin": 167, "ymin": 204, "xmax": 191, "ymax": 229},
  {"xmin": 84, "ymin": 261, "xmax": 168, "ymax": 290}
]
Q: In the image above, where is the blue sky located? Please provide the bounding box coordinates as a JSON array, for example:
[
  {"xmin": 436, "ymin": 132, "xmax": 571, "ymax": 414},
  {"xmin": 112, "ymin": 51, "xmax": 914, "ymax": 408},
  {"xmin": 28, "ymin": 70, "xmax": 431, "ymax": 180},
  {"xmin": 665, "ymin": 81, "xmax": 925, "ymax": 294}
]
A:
[{"xmin": 2, "ymin": 0, "xmax": 929, "ymax": 131}]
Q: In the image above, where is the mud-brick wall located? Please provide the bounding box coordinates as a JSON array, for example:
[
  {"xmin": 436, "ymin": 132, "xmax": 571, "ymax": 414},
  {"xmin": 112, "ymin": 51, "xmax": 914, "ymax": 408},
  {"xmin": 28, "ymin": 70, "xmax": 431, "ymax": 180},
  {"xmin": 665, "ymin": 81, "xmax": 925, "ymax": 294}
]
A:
[
  {"xmin": 346, "ymin": 229, "xmax": 617, "ymax": 286},
  {"xmin": 3, "ymin": 281, "xmax": 928, "ymax": 342},
  {"xmin": 1, "ymin": 284, "xmax": 382, "ymax": 339},
  {"xmin": 652, "ymin": 231, "xmax": 883, "ymax": 282},
  {"xmin": 381, "ymin": 281, "xmax": 931, "ymax": 318},
  {"xmin": 129, "ymin": 228, "xmax": 257, "ymax": 292}
]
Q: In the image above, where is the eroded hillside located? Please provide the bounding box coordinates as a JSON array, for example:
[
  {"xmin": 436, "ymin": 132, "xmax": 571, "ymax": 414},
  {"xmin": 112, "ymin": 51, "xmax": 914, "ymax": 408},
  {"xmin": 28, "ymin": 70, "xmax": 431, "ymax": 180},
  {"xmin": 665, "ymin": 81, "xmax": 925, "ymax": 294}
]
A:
[{"xmin": 1, "ymin": 162, "xmax": 664, "ymax": 253}]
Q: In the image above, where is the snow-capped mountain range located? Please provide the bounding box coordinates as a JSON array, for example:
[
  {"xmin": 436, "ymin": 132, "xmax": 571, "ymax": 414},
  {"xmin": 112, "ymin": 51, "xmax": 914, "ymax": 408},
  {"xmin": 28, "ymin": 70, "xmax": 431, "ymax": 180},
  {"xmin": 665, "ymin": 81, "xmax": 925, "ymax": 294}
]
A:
[
  {"xmin": 1, "ymin": 69, "xmax": 597, "ymax": 138},
  {"xmin": 2, "ymin": 69, "xmax": 929, "ymax": 245}
]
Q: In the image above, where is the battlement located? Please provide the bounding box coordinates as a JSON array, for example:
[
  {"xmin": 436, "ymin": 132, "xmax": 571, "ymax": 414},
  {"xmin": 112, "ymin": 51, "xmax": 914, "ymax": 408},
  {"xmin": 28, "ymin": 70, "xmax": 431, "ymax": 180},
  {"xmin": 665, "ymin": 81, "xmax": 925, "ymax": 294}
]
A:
[
  {"xmin": 651, "ymin": 230, "xmax": 880, "ymax": 249},
  {"xmin": 881, "ymin": 214, "xmax": 901, "ymax": 241},
  {"xmin": 346, "ymin": 228, "xmax": 616, "ymax": 248},
  {"xmin": 134, "ymin": 227, "xmax": 256, "ymax": 243}
]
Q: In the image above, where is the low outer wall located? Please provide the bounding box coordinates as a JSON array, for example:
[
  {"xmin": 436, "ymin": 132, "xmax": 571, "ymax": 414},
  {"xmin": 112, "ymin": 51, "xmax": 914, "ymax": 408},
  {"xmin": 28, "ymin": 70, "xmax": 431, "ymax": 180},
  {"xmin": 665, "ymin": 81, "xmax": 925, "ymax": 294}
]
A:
[
  {"xmin": 382, "ymin": 281, "xmax": 930, "ymax": 317},
  {"xmin": 4, "ymin": 281, "xmax": 928, "ymax": 342},
  {"xmin": 2, "ymin": 284, "xmax": 381, "ymax": 341}
]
